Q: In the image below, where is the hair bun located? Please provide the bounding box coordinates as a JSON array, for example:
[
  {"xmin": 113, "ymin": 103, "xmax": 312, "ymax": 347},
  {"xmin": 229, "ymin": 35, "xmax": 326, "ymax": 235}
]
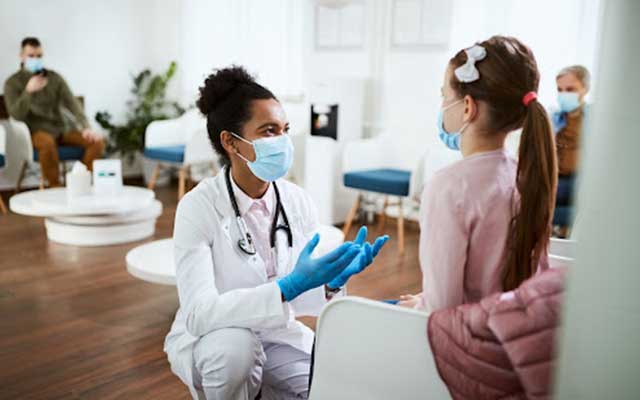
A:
[{"xmin": 196, "ymin": 66, "xmax": 257, "ymax": 115}]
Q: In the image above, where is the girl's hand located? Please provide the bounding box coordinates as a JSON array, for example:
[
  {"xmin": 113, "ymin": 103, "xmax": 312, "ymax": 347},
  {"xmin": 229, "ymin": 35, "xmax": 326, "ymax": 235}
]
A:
[{"xmin": 398, "ymin": 294, "xmax": 422, "ymax": 308}]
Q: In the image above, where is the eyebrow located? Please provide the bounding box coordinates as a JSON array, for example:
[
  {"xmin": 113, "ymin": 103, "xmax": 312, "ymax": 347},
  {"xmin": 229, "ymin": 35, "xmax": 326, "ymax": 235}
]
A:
[{"xmin": 257, "ymin": 122, "xmax": 289, "ymax": 130}]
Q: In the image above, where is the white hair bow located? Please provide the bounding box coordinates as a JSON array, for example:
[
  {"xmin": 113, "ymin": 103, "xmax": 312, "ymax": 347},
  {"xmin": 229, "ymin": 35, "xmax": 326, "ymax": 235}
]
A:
[{"xmin": 454, "ymin": 45, "xmax": 487, "ymax": 83}]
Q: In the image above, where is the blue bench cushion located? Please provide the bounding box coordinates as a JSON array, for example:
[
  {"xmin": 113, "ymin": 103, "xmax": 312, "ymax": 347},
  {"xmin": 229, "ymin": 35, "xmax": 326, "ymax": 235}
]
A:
[
  {"xmin": 343, "ymin": 168, "xmax": 411, "ymax": 196},
  {"xmin": 0, "ymin": 154, "xmax": 4, "ymax": 168},
  {"xmin": 33, "ymin": 146, "xmax": 84, "ymax": 161},
  {"xmin": 144, "ymin": 145, "xmax": 185, "ymax": 163}
]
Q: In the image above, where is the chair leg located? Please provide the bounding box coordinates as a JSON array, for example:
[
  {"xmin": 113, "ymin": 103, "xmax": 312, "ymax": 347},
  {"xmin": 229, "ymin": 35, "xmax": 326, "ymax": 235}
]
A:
[
  {"xmin": 376, "ymin": 196, "xmax": 388, "ymax": 234},
  {"xmin": 148, "ymin": 163, "xmax": 161, "ymax": 190},
  {"xmin": 397, "ymin": 197, "xmax": 405, "ymax": 255},
  {"xmin": 342, "ymin": 194, "xmax": 361, "ymax": 238},
  {"xmin": 15, "ymin": 161, "xmax": 28, "ymax": 193},
  {"xmin": 0, "ymin": 195, "xmax": 7, "ymax": 215},
  {"xmin": 178, "ymin": 165, "xmax": 189, "ymax": 200}
]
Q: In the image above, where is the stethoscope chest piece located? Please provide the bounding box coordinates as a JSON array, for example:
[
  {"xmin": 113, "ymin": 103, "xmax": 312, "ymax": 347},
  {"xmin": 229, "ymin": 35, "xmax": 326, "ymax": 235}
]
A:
[
  {"xmin": 225, "ymin": 166, "xmax": 292, "ymax": 257},
  {"xmin": 236, "ymin": 216, "xmax": 257, "ymax": 255}
]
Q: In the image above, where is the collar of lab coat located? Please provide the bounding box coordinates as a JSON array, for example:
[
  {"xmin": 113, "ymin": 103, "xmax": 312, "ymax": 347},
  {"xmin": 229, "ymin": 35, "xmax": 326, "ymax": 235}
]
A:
[{"xmin": 229, "ymin": 171, "xmax": 275, "ymax": 217}]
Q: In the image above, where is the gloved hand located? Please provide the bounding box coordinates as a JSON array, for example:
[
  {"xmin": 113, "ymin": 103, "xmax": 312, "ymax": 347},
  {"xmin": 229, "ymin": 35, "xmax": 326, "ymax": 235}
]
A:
[
  {"xmin": 277, "ymin": 234, "xmax": 361, "ymax": 302},
  {"xmin": 327, "ymin": 226, "xmax": 389, "ymax": 290}
]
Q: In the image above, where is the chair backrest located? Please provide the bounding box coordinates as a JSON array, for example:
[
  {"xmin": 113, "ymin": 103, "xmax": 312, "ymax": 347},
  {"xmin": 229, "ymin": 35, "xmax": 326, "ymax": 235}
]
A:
[
  {"xmin": 309, "ymin": 297, "xmax": 450, "ymax": 400},
  {"xmin": 0, "ymin": 95, "xmax": 84, "ymax": 120},
  {"xmin": 548, "ymin": 238, "xmax": 576, "ymax": 268}
]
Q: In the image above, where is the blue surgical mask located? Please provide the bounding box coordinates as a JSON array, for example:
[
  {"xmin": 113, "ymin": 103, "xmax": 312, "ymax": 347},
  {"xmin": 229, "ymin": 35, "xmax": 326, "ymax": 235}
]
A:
[
  {"xmin": 24, "ymin": 57, "xmax": 44, "ymax": 74},
  {"xmin": 231, "ymin": 132, "xmax": 294, "ymax": 182},
  {"xmin": 437, "ymin": 99, "xmax": 468, "ymax": 151},
  {"xmin": 557, "ymin": 92, "xmax": 580, "ymax": 113}
]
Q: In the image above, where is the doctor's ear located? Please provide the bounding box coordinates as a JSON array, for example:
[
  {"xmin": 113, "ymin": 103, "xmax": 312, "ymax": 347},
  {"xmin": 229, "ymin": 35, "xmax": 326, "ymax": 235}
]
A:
[{"xmin": 220, "ymin": 131, "xmax": 237, "ymax": 154}]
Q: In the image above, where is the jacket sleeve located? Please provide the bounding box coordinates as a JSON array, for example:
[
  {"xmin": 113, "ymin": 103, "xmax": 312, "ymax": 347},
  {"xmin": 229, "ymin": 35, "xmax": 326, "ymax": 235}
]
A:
[
  {"xmin": 3, "ymin": 78, "xmax": 32, "ymax": 121},
  {"xmin": 419, "ymin": 173, "xmax": 469, "ymax": 312},
  {"xmin": 174, "ymin": 190, "xmax": 289, "ymax": 338},
  {"xmin": 57, "ymin": 73, "xmax": 89, "ymax": 129}
]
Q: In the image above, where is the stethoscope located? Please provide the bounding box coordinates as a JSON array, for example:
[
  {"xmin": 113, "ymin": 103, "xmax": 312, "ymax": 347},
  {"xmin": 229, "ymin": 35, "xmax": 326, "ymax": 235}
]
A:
[{"xmin": 225, "ymin": 166, "xmax": 293, "ymax": 256}]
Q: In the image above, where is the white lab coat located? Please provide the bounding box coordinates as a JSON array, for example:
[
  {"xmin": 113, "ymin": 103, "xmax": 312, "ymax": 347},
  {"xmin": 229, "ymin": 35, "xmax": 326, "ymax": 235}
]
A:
[{"xmin": 164, "ymin": 168, "xmax": 327, "ymax": 399}]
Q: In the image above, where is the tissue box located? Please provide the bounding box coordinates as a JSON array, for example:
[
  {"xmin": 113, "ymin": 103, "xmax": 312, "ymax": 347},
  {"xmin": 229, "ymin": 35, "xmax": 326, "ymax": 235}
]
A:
[{"xmin": 66, "ymin": 170, "xmax": 92, "ymax": 198}]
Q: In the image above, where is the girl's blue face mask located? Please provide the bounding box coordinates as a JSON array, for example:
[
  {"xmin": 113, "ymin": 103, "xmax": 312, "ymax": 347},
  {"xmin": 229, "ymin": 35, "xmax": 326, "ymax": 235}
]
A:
[
  {"xmin": 231, "ymin": 132, "xmax": 294, "ymax": 182},
  {"xmin": 557, "ymin": 92, "xmax": 580, "ymax": 113},
  {"xmin": 437, "ymin": 99, "xmax": 469, "ymax": 151}
]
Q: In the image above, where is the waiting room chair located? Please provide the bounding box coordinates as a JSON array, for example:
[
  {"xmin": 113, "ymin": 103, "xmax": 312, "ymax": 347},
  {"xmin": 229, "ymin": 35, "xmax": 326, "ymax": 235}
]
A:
[
  {"xmin": 1, "ymin": 95, "xmax": 86, "ymax": 191},
  {"xmin": 309, "ymin": 297, "xmax": 450, "ymax": 400},
  {"xmin": 144, "ymin": 109, "xmax": 217, "ymax": 200},
  {"xmin": 341, "ymin": 133, "xmax": 463, "ymax": 254},
  {"xmin": 549, "ymin": 237, "xmax": 577, "ymax": 268},
  {"xmin": 341, "ymin": 134, "xmax": 419, "ymax": 254}
]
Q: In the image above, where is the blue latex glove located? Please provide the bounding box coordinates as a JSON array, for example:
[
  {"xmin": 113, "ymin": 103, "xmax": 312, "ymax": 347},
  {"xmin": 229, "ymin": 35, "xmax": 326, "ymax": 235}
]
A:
[
  {"xmin": 277, "ymin": 233, "xmax": 361, "ymax": 302},
  {"xmin": 327, "ymin": 226, "xmax": 389, "ymax": 290}
]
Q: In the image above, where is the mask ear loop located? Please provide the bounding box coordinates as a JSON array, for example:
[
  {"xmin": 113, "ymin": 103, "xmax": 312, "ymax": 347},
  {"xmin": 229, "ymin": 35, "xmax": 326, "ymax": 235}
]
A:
[
  {"xmin": 442, "ymin": 99, "xmax": 470, "ymax": 134},
  {"xmin": 227, "ymin": 131, "xmax": 254, "ymax": 163},
  {"xmin": 458, "ymin": 99, "xmax": 471, "ymax": 135}
]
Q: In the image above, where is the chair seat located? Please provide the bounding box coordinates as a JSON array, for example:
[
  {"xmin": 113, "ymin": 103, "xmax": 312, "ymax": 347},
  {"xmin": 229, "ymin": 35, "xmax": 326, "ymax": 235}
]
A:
[
  {"xmin": 33, "ymin": 146, "xmax": 85, "ymax": 161},
  {"xmin": 0, "ymin": 154, "xmax": 4, "ymax": 168},
  {"xmin": 144, "ymin": 145, "xmax": 185, "ymax": 163},
  {"xmin": 343, "ymin": 168, "xmax": 411, "ymax": 196}
]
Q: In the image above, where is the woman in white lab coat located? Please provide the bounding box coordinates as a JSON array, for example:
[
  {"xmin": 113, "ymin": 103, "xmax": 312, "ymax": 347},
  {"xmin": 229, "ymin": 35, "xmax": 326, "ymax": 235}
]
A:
[{"xmin": 164, "ymin": 66, "xmax": 388, "ymax": 400}]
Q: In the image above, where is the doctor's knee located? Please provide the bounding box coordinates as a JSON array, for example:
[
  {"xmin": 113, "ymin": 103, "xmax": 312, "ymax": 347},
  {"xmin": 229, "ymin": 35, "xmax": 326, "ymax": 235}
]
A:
[{"xmin": 193, "ymin": 328, "xmax": 265, "ymax": 388}]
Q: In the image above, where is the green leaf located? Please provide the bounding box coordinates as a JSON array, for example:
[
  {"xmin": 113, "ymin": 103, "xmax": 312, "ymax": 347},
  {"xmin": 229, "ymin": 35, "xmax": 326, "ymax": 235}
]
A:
[{"xmin": 93, "ymin": 61, "xmax": 184, "ymax": 158}]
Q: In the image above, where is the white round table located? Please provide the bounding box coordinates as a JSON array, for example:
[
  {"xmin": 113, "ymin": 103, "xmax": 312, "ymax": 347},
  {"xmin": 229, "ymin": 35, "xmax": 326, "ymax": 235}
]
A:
[
  {"xmin": 126, "ymin": 225, "xmax": 346, "ymax": 285},
  {"xmin": 10, "ymin": 186, "xmax": 162, "ymax": 246}
]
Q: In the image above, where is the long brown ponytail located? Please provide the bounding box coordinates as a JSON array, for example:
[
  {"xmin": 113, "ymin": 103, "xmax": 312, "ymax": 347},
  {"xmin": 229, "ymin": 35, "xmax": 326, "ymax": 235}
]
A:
[
  {"xmin": 448, "ymin": 36, "xmax": 558, "ymax": 291},
  {"xmin": 505, "ymin": 100, "xmax": 557, "ymax": 290}
]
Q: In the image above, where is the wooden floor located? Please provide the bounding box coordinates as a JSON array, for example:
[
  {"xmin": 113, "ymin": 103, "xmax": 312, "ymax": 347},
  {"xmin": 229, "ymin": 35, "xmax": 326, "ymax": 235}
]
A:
[{"xmin": 0, "ymin": 182, "xmax": 423, "ymax": 400}]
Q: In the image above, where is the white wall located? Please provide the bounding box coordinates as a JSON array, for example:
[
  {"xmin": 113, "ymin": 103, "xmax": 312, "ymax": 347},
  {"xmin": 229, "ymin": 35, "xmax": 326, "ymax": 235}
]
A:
[
  {"xmin": 305, "ymin": 0, "xmax": 602, "ymax": 160},
  {"xmin": 0, "ymin": 0, "xmax": 181, "ymax": 130},
  {"xmin": 178, "ymin": 0, "xmax": 305, "ymax": 106}
]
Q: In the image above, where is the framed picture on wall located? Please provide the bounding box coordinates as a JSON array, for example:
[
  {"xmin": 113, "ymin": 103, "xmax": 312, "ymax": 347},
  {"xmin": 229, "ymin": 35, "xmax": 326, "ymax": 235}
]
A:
[
  {"xmin": 315, "ymin": 1, "xmax": 366, "ymax": 50},
  {"xmin": 391, "ymin": 0, "xmax": 452, "ymax": 49}
]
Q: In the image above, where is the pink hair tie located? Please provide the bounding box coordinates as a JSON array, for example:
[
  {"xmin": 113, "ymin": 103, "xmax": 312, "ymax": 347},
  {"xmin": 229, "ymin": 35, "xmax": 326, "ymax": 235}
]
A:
[{"xmin": 522, "ymin": 91, "xmax": 537, "ymax": 106}]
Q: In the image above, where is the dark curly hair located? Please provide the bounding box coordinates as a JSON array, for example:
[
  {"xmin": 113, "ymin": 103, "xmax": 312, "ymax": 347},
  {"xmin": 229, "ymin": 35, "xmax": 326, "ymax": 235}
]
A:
[{"xmin": 196, "ymin": 65, "xmax": 277, "ymax": 165}]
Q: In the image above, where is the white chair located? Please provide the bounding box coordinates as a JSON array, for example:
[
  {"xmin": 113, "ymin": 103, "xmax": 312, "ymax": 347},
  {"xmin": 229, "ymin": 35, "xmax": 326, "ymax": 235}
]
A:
[
  {"xmin": 549, "ymin": 237, "xmax": 577, "ymax": 268},
  {"xmin": 1, "ymin": 95, "xmax": 88, "ymax": 191},
  {"xmin": 144, "ymin": 109, "xmax": 217, "ymax": 200},
  {"xmin": 309, "ymin": 297, "xmax": 450, "ymax": 400}
]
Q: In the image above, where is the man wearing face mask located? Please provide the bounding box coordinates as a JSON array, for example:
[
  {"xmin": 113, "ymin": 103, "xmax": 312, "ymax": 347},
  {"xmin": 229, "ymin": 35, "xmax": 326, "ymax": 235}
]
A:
[
  {"xmin": 550, "ymin": 65, "xmax": 590, "ymax": 236},
  {"xmin": 3, "ymin": 37, "xmax": 104, "ymax": 187}
]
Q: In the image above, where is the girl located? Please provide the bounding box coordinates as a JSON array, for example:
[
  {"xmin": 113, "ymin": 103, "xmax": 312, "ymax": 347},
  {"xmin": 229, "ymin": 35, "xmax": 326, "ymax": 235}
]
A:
[{"xmin": 400, "ymin": 36, "xmax": 556, "ymax": 311}]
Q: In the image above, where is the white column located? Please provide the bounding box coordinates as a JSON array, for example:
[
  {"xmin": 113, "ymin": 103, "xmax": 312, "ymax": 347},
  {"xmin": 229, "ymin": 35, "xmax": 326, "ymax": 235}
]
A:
[{"xmin": 554, "ymin": 1, "xmax": 640, "ymax": 398}]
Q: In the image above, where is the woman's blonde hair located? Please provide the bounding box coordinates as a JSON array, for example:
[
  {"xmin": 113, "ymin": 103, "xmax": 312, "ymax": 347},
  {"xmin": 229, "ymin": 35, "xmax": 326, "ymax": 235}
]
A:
[{"xmin": 556, "ymin": 65, "xmax": 591, "ymax": 90}]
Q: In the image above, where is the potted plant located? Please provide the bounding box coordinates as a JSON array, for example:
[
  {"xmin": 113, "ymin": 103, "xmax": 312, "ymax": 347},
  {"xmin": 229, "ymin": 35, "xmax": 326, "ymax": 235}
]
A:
[{"xmin": 95, "ymin": 61, "xmax": 185, "ymax": 182}]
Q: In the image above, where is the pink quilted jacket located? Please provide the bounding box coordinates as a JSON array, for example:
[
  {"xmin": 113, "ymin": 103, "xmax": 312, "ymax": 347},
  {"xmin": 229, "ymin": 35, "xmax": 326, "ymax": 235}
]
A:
[{"xmin": 427, "ymin": 267, "xmax": 566, "ymax": 400}]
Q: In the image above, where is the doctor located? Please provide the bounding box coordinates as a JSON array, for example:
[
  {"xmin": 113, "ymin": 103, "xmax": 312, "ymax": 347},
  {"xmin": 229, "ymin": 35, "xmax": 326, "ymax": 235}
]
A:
[{"xmin": 164, "ymin": 66, "xmax": 388, "ymax": 400}]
